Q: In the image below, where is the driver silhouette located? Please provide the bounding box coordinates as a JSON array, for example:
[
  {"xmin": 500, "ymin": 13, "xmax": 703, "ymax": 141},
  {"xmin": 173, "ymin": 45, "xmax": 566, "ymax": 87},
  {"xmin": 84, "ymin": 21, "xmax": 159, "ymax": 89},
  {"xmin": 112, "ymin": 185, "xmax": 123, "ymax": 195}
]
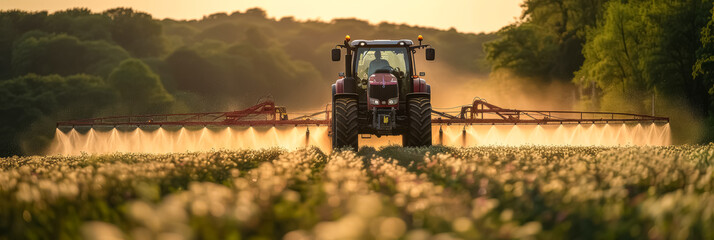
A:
[{"xmin": 368, "ymin": 50, "xmax": 391, "ymax": 76}]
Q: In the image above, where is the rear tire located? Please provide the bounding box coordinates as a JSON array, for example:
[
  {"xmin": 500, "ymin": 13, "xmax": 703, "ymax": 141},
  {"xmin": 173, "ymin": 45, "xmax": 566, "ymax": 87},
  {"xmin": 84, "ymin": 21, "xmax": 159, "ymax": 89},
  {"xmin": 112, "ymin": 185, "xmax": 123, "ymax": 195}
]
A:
[
  {"xmin": 404, "ymin": 97, "xmax": 432, "ymax": 147},
  {"xmin": 332, "ymin": 97, "xmax": 359, "ymax": 150}
]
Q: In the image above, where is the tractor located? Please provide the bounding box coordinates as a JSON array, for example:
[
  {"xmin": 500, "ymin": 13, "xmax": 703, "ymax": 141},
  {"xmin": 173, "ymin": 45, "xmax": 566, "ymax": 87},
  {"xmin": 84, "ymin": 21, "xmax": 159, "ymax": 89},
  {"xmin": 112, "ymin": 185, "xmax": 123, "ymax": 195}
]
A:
[{"xmin": 330, "ymin": 35, "xmax": 435, "ymax": 149}]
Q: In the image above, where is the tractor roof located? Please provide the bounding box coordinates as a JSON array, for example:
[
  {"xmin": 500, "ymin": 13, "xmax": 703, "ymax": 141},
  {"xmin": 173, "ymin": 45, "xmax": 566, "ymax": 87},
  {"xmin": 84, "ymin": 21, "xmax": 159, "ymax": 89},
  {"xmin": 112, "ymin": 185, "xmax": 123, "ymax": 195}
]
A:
[{"xmin": 350, "ymin": 39, "xmax": 414, "ymax": 47}]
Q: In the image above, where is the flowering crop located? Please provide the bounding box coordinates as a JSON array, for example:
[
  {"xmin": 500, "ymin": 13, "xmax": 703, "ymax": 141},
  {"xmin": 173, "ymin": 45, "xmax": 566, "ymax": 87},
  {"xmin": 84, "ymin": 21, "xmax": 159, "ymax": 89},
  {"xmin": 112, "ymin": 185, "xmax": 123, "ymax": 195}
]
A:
[{"xmin": 2, "ymin": 145, "xmax": 714, "ymax": 239}]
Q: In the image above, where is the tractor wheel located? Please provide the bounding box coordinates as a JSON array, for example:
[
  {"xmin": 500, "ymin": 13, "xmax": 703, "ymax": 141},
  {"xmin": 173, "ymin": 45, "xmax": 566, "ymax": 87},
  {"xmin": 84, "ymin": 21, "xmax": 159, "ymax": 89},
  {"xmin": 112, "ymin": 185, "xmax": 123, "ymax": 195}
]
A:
[
  {"xmin": 332, "ymin": 97, "xmax": 359, "ymax": 150},
  {"xmin": 404, "ymin": 97, "xmax": 432, "ymax": 147}
]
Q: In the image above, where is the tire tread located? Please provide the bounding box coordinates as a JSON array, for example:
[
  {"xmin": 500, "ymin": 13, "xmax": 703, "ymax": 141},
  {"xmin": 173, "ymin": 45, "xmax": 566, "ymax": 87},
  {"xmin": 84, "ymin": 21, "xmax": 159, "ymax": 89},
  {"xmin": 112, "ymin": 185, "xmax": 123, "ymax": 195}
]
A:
[
  {"xmin": 405, "ymin": 97, "xmax": 432, "ymax": 147},
  {"xmin": 332, "ymin": 98, "xmax": 359, "ymax": 150}
]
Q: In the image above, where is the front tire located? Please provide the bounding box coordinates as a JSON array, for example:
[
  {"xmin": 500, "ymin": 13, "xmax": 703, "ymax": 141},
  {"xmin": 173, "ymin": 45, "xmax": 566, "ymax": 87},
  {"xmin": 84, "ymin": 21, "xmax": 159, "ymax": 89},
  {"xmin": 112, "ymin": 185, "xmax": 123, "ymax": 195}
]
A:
[
  {"xmin": 332, "ymin": 97, "xmax": 359, "ymax": 150},
  {"xmin": 404, "ymin": 97, "xmax": 432, "ymax": 147}
]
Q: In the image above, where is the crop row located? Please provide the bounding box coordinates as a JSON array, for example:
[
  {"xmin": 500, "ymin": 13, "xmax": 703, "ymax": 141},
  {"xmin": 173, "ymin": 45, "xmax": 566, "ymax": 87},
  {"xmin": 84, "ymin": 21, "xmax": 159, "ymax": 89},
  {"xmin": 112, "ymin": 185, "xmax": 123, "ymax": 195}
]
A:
[{"xmin": 1, "ymin": 145, "xmax": 714, "ymax": 239}]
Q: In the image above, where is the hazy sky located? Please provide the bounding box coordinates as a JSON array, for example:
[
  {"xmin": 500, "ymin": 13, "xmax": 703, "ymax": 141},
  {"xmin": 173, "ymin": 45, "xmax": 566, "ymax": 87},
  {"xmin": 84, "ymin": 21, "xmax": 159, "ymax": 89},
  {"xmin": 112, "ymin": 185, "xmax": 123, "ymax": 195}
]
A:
[{"xmin": 2, "ymin": 0, "xmax": 524, "ymax": 33}]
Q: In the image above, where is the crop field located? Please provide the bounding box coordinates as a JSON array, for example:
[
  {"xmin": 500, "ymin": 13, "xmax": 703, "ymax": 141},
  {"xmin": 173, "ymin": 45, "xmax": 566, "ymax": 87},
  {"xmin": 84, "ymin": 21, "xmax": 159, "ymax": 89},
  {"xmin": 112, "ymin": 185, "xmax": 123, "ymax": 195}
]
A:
[{"xmin": 2, "ymin": 145, "xmax": 714, "ymax": 240}]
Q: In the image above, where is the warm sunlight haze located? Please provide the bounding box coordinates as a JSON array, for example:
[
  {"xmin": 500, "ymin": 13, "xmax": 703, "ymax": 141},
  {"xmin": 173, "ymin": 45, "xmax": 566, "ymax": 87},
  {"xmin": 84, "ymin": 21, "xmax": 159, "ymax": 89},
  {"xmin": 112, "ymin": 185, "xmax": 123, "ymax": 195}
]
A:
[
  {"xmin": 3, "ymin": 0, "xmax": 714, "ymax": 239},
  {"xmin": 1, "ymin": 0, "xmax": 523, "ymax": 33}
]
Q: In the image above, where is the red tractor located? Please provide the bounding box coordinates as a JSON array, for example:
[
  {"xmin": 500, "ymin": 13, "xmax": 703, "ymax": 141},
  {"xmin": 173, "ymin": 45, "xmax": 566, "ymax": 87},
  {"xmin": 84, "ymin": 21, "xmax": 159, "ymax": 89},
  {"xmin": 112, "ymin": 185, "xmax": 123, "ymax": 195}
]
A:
[{"xmin": 331, "ymin": 35, "xmax": 435, "ymax": 149}]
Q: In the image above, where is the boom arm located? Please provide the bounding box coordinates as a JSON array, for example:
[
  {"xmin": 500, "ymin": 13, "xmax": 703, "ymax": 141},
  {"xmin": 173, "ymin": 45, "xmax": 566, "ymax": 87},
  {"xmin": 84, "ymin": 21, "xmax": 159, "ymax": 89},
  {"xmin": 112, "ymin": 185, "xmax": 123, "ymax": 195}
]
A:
[{"xmin": 58, "ymin": 97, "xmax": 668, "ymax": 128}]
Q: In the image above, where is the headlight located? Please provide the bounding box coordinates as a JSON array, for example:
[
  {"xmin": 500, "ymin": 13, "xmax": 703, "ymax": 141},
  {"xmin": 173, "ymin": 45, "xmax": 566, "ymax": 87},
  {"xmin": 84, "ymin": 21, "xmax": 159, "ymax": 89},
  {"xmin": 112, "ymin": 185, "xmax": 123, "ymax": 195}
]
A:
[
  {"xmin": 370, "ymin": 98, "xmax": 380, "ymax": 105},
  {"xmin": 388, "ymin": 97, "xmax": 398, "ymax": 105}
]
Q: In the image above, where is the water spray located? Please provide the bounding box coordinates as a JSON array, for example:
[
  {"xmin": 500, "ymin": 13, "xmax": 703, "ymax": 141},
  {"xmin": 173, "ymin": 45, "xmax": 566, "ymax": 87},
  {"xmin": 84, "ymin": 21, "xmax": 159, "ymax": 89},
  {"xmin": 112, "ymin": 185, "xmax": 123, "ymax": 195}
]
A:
[
  {"xmin": 462, "ymin": 126, "xmax": 467, "ymax": 146},
  {"xmin": 438, "ymin": 126, "xmax": 443, "ymax": 145},
  {"xmin": 51, "ymin": 97, "xmax": 671, "ymax": 155}
]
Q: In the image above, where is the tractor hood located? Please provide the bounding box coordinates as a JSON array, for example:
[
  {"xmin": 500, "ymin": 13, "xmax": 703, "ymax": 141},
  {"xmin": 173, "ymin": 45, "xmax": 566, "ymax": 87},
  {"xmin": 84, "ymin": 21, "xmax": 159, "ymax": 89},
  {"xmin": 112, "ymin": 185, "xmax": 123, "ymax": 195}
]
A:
[
  {"xmin": 369, "ymin": 73, "xmax": 398, "ymax": 86},
  {"xmin": 367, "ymin": 73, "xmax": 399, "ymax": 108}
]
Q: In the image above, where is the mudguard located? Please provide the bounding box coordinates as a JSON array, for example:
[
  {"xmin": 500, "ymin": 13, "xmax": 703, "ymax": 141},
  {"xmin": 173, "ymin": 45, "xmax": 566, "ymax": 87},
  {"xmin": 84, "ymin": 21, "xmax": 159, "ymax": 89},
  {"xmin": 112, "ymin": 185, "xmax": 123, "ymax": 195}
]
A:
[
  {"xmin": 334, "ymin": 77, "xmax": 357, "ymax": 94},
  {"xmin": 333, "ymin": 78, "xmax": 358, "ymax": 101},
  {"xmin": 334, "ymin": 79, "xmax": 344, "ymax": 93},
  {"xmin": 408, "ymin": 77, "xmax": 430, "ymax": 99},
  {"xmin": 412, "ymin": 78, "xmax": 429, "ymax": 93}
]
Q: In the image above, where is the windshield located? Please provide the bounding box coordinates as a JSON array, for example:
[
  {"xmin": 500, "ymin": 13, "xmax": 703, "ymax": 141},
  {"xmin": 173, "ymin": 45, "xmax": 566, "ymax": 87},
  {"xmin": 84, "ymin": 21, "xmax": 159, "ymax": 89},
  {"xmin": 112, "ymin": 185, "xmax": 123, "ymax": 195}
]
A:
[{"xmin": 354, "ymin": 47, "xmax": 410, "ymax": 80}]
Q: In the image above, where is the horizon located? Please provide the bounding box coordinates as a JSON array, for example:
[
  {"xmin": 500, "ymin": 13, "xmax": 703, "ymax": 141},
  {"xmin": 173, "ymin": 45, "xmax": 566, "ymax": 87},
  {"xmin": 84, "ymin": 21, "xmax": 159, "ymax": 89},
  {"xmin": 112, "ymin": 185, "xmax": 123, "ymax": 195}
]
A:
[{"xmin": 0, "ymin": 0, "xmax": 524, "ymax": 34}]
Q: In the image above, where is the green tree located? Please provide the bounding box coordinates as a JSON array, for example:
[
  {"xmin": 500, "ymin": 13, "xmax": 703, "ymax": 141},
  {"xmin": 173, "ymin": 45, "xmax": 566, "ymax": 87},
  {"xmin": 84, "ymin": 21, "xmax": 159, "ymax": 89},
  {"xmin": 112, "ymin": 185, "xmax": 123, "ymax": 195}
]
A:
[
  {"xmin": 576, "ymin": 0, "xmax": 712, "ymax": 114},
  {"xmin": 486, "ymin": 0, "xmax": 611, "ymax": 82},
  {"xmin": 164, "ymin": 37, "xmax": 324, "ymax": 109},
  {"xmin": 107, "ymin": 59, "xmax": 175, "ymax": 114},
  {"xmin": 0, "ymin": 74, "xmax": 118, "ymax": 156},
  {"xmin": 574, "ymin": 0, "xmax": 713, "ymax": 143},
  {"xmin": 104, "ymin": 8, "xmax": 165, "ymax": 57},
  {"xmin": 165, "ymin": 46, "xmax": 228, "ymax": 96},
  {"xmin": 0, "ymin": 10, "xmax": 48, "ymax": 79},
  {"xmin": 12, "ymin": 33, "xmax": 129, "ymax": 77},
  {"xmin": 45, "ymin": 8, "xmax": 112, "ymax": 41},
  {"xmin": 196, "ymin": 23, "xmax": 243, "ymax": 43},
  {"xmin": 485, "ymin": 23, "xmax": 558, "ymax": 80},
  {"xmin": 575, "ymin": 1, "xmax": 650, "ymax": 112},
  {"xmin": 645, "ymin": 1, "xmax": 713, "ymax": 115},
  {"xmin": 694, "ymin": 6, "xmax": 714, "ymax": 111}
]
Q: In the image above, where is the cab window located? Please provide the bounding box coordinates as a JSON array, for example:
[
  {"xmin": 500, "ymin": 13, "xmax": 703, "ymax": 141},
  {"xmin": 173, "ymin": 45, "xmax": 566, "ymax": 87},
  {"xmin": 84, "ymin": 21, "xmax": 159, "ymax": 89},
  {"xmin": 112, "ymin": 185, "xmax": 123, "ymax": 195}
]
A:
[{"xmin": 354, "ymin": 47, "xmax": 409, "ymax": 81}]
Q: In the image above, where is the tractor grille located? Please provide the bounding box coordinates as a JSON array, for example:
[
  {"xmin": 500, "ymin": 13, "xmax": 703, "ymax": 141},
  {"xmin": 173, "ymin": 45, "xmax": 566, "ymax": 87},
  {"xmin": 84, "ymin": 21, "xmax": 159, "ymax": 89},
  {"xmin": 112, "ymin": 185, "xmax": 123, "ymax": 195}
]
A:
[{"xmin": 369, "ymin": 84, "xmax": 398, "ymax": 101}]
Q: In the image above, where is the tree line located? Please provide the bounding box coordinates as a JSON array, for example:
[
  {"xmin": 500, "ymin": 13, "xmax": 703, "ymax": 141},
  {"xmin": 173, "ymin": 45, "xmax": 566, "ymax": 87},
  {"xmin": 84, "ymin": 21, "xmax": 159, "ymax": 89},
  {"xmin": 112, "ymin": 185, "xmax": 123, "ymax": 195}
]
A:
[{"xmin": 486, "ymin": 0, "xmax": 714, "ymax": 142}]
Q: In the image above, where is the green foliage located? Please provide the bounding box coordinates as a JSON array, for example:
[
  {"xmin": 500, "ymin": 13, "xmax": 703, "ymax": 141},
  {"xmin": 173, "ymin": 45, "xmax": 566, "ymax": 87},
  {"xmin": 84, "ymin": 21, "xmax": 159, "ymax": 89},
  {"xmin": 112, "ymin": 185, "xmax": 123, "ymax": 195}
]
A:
[
  {"xmin": 164, "ymin": 47, "xmax": 222, "ymax": 95},
  {"xmin": 0, "ymin": 8, "xmax": 163, "ymax": 80},
  {"xmin": 0, "ymin": 74, "xmax": 118, "ymax": 156},
  {"xmin": 196, "ymin": 22, "xmax": 243, "ymax": 43},
  {"xmin": 103, "ymin": 8, "xmax": 165, "ymax": 57},
  {"xmin": 486, "ymin": 0, "xmax": 610, "ymax": 82},
  {"xmin": 575, "ymin": 1, "xmax": 650, "ymax": 112},
  {"xmin": 695, "ymin": 7, "xmax": 714, "ymax": 105},
  {"xmin": 165, "ymin": 36, "xmax": 323, "ymax": 108},
  {"xmin": 0, "ymin": 148, "xmax": 287, "ymax": 239},
  {"xmin": 358, "ymin": 145, "xmax": 454, "ymax": 172},
  {"xmin": 488, "ymin": 0, "xmax": 714, "ymax": 143},
  {"xmin": 576, "ymin": 1, "xmax": 713, "ymax": 115},
  {"xmin": 108, "ymin": 59, "xmax": 174, "ymax": 114},
  {"xmin": 2, "ymin": 146, "xmax": 714, "ymax": 239},
  {"xmin": 485, "ymin": 23, "xmax": 558, "ymax": 80},
  {"xmin": 0, "ymin": 10, "xmax": 49, "ymax": 80},
  {"xmin": 44, "ymin": 8, "xmax": 112, "ymax": 41},
  {"xmin": 12, "ymin": 33, "xmax": 129, "ymax": 77}
]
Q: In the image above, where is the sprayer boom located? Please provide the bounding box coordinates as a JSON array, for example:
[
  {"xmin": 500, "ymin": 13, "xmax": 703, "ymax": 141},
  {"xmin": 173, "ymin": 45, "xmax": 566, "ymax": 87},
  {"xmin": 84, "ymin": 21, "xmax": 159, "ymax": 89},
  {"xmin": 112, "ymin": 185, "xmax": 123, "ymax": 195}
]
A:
[
  {"xmin": 57, "ymin": 97, "xmax": 668, "ymax": 128},
  {"xmin": 56, "ymin": 99, "xmax": 331, "ymax": 128},
  {"xmin": 431, "ymin": 98, "xmax": 668, "ymax": 125}
]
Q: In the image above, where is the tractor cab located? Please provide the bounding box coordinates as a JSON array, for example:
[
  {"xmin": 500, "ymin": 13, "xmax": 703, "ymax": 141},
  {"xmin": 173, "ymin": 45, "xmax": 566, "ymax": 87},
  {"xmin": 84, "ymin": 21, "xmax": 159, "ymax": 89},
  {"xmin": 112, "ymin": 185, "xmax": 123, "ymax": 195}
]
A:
[
  {"xmin": 347, "ymin": 41, "xmax": 414, "ymax": 103},
  {"xmin": 354, "ymin": 47, "xmax": 408, "ymax": 111},
  {"xmin": 330, "ymin": 36, "xmax": 435, "ymax": 150}
]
